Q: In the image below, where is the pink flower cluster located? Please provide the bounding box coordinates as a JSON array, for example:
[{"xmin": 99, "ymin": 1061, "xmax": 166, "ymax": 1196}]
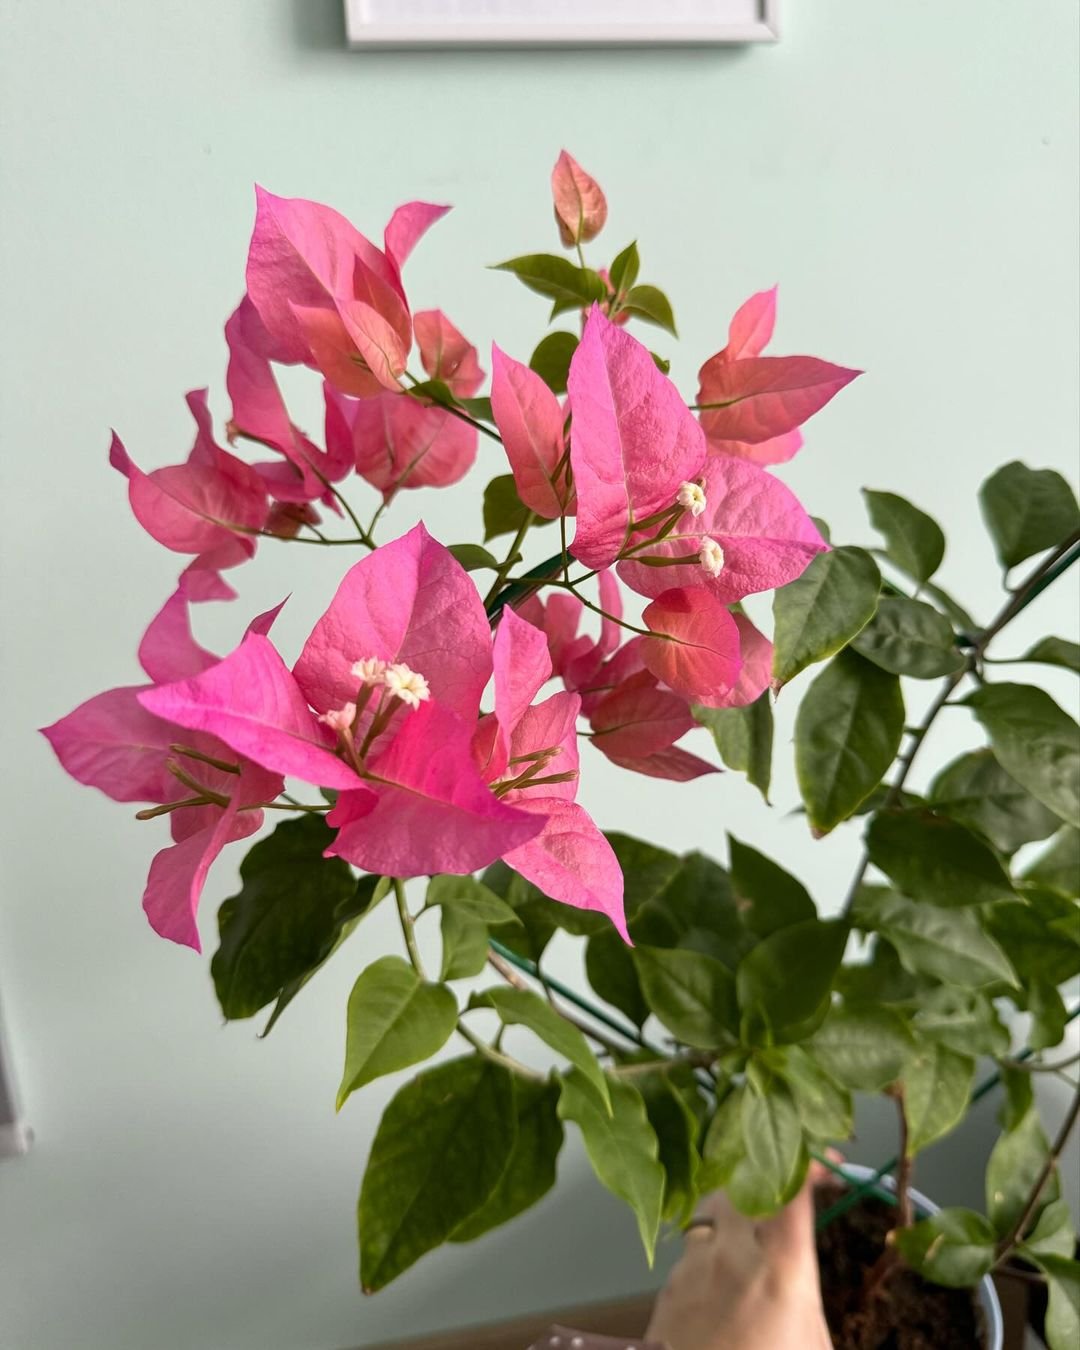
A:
[{"xmin": 42, "ymin": 154, "xmax": 858, "ymax": 954}]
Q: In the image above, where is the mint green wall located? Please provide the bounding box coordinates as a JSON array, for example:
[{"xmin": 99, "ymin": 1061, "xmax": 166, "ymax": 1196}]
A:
[{"xmin": 1, "ymin": 3, "xmax": 1077, "ymax": 1348}]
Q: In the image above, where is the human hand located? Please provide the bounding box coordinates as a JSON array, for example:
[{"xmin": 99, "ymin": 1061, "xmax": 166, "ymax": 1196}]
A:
[{"xmin": 644, "ymin": 1175, "xmax": 832, "ymax": 1350}]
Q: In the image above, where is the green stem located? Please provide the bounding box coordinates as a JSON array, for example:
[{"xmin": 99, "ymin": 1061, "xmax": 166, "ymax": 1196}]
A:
[
  {"xmin": 403, "ymin": 370, "xmax": 503, "ymax": 444},
  {"xmin": 483, "ymin": 513, "xmax": 536, "ymax": 609},
  {"xmin": 393, "ymin": 879, "xmax": 427, "ymax": 980},
  {"xmin": 455, "ymin": 1020, "xmax": 545, "ymax": 1082}
]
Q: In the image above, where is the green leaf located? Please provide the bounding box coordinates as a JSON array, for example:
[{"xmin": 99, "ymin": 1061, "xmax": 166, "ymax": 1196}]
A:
[
  {"xmin": 633, "ymin": 946, "xmax": 738, "ymax": 1048},
  {"xmin": 771, "ymin": 546, "xmax": 881, "ymax": 689},
  {"xmin": 700, "ymin": 1088, "xmax": 745, "ymax": 1190},
  {"xmin": 693, "ymin": 693, "xmax": 773, "ymax": 801},
  {"xmin": 608, "ymin": 241, "xmax": 641, "ymax": 296},
  {"xmin": 586, "ymin": 928, "xmax": 649, "ymax": 1029},
  {"xmin": 470, "ymin": 986, "xmax": 610, "ymax": 1110},
  {"xmin": 850, "ymin": 595, "xmax": 964, "ymax": 678},
  {"xmin": 493, "ymin": 253, "xmax": 608, "ymax": 312},
  {"xmin": 903, "ymin": 1041, "xmax": 975, "ymax": 1155},
  {"xmin": 358, "ymin": 1057, "xmax": 516, "ymax": 1291},
  {"xmin": 405, "ymin": 377, "xmax": 458, "ymax": 409},
  {"xmin": 836, "ymin": 937, "xmax": 929, "ymax": 1006},
  {"xmin": 727, "ymin": 1143, "xmax": 810, "ymax": 1218},
  {"xmin": 1023, "ymin": 828, "xmax": 1080, "ymax": 898},
  {"xmin": 894, "ymin": 1209, "xmax": 996, "ymax": 1288},
  {"xmin": 866, "ymin": 808, "xmax": 1016, "ymax": 907},
  {"xmin": 964, "ymin": 683, "xmax": 1080, "ymax": 829},
  {"xmin": 212, "ymin": 816, "xmax": 362, "ymax": 1020},
  {"xmin": 854, "ymin": 885, "xmax": 1016, "ymax": 987},
  {"xmin": 777, "ymin": 1046, "xmax": 853, "ymax": 1141},
  {"xmin": 651, "ymin": 351, "xmax": 671, "ymax": 374},
  {"xmin": 985, "ymin": 899, "xmax": 1080, "ymax": 987},
  {"xmin": 440, "ymin": 907, "xmax": 490, "ymax": 981},
  {"xmin": 1025, "ymin": 979, "xmax": 1069, "ymax": 1051},
  {"xmin": 740, "ymin": 1079, "xmax": 803, "ymax": 1209},
  {"xmin": 863, "ymin": 489, "xmax": 946, "ymax": 584},
  {"xmin": 1030, "ymin": 1254, "xmax": 1080, "ymax": 1350},
  {"xmin": 528, "ymin": 330, "xmax": 579, "ymax": 395},
  {"xmin": 459, "ymin": 395, "xmax": 494, "ymax": 422},
  {"xmin": 630, "ymin": 851, "xmax": 751, "ymax": 967},
  {"xmin": 451, "ymin": 1077, "xmax": 563, "ymax": 1243},
  {"xmin": 979, "ymin": 461, "xmax": 1080, "ymax": 570},
  {"xmin": 483, "ymin": 860, "xmax": 609, "ymax": 962},
  {"xmin": 1020, "ymin": 1199, "xmax": 1076, "ymax": 1260},
  {"xmin": 808, "ymin": 1005, "xmax": 915, "ymax": 1090},
  {"xmin": 424, "ymin": 874, "xmax": 520, "ymax": 925},
  {"xmin": 557, "ymin": 1069, "xmax": 665, "ymax": 1263},
  {"xmin": 986, "ymin": 1104, "xmax": 1056, "ymax": 1236},
  {"xmin": 912, "ymin": 987, "xmax": 1010, "ymax": 1057},
  {"xmin": 922, "ymin": 581, "xmax": 977, "ymax": 634},
  {"xmin": 728, "ymin": 835, "xmax": 816, "ymax": 937},
  {"xmin": 930, "ymin": 748, "xmax": 1062, "ymax": 854},
  {"xmin": 622, "ymin": 284, "xmax": 677, "ymax": 336},
  {"xmin": 607, "ymin": 832, "xmax": 685, "ymax": 920},
  {"xmin": 737, "ymin": 919, "xmax": 849, "ymax": 1044},
  {"xmin": 1000, "ymin": 1066, "xmax": 1035, "ymax": 1131},
  {"xmin": 795, "ymin": 650, "xmax": 905, "ymax": 834},
  {"xmin": 483, "ymin": 473, "xmax": 532, "ymax": 543},
  {"xmin": 336, "ymin": 958, "xmax": 458, "ymax": 1110},
  {"xmin": 1021, "ymin": 636, "xmax": 1080, "ymax": 675},
  {"xmin": 260, "ymin": 874, "xmax": 390, "ymax": 1036},
  {"xmin": 446, "ymin": 543, "xmax": 500, "ymax": 572},
  {"xmin": 638, "ymin": 1071, "xmax": 702, "ymax": 1223}
]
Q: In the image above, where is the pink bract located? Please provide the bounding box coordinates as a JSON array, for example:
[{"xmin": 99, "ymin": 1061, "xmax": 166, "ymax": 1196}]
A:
[
  {"xmin": 294, "ymin": 522, "xmax": 492, "ymax": 718},
  {"xmin": 327, "ymin": 700, "xmax": 542, "ymax": 876},
  {"xmin": 567, "ymin": 309, "xmax": 706, "ymax": 569},
  {"xmin": 325, "ymin": 384, "xmax": 478, "ymax": 499},
  {"xmin": 480, "ymin": 610, "xmax": 627, "ymax": 937},
  {"xmin": 697, "ymin": 353, "xmax": 861, "ymax": 445},
  {"xmin": 414, "ymin": 310, "xmax": 484, "ymax": 397},
  {"xmin": 490, "ymin": 345, "xmax": 572, "ymax": 519},
  {"xmin": 716, "ymin": 286, "xmax": 778, "ymax": 363},
  {"xmin": 617, "ymin": 455, "xmax": 828, "ymax": 603},
  {"xmin": 551, "ymin": 150, "xmax": 608, "ymax": 248},
  {"xmin": 109, "ymin": 391, "xmax": 268, "ymax": 570},
  {"xmin": 641, "ymin": 588, "xmax": 742, "ymax": 706},
  {"xmin": 41, "ymin": 583, "xmax": 284, "ymax": 950}
]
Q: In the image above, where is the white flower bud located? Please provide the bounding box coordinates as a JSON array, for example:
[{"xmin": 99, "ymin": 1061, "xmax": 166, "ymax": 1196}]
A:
[
  {"xmin": 677, "ymin": 481, "xmax": 707, "ymax": 518},
  {"xmin": 351, "ymin": 657, "xmax": 388, "ymax": 686},
  {"xmin": 699, "ymin": 537, "xmax": 726, "ymax": 577},
  {"xmin": 318, "ymin": 703, "xmax": 357, "ymax": 732},
  {"xmin": 383, "ymin": 662, "xmax": 431, "ymax": 710}
]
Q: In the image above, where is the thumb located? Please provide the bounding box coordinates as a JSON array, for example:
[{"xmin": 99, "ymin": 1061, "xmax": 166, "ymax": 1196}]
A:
[{"xmin": 756, "ymin": 1175, "xmax": 819, "ymax": 1276}]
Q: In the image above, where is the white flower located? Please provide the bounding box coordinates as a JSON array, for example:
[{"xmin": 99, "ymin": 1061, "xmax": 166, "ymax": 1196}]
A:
[
  {"xmin": 383, "ymin": 662, "xmax": 431, "ymax": 710},
  {"xmin": 677, "ymin": 481, "xmax": 707, "ymax": 518},
  {"xmin": 699, "ymin": 537, "xmax": 726, "ymax": 577},
  {"xmin": 318, "ymin": 703, "xmax": 357, "ymax": 733},
  {"xmin": 351, "ymin": 656, "xmax": 388, "ymax": 686}
]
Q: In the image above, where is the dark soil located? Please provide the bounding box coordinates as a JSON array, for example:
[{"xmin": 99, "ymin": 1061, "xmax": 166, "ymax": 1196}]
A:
[{"xmin": 815, "ymin": 1186, "xmax": 987, "ymax": 1350}]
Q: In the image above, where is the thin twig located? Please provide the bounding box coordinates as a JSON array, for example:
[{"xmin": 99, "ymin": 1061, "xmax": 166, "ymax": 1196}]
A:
[
  {"xmin": 995, "ymin": 1088, "xmax": 1080, "ymax": 1262},
  {"xmin": 456, "ymin": 1020, "xmax": 545, "ymax": 1082}
]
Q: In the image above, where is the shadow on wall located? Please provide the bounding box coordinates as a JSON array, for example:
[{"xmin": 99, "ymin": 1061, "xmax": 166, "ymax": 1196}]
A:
[{"xmin": 291, "ymin": 0, "xmax": 347, "ymax": 50}]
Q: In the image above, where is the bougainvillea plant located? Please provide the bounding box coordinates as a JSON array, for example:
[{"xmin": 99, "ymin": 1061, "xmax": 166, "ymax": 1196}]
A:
[{"xmin": 43, "ymin": 153, "xmax": 1080, "ymax": 1343}]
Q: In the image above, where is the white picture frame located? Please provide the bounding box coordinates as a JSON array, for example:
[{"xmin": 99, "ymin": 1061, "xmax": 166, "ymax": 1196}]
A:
[{"xmin": 344, "ymin": 1, "xmax": 780, "ymax": 47}]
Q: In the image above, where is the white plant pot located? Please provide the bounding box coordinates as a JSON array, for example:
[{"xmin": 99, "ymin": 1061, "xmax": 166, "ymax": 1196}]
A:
[{"xmin": 839, "ymin": 1164, "xmax": 1004, "ymax": 1350}]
